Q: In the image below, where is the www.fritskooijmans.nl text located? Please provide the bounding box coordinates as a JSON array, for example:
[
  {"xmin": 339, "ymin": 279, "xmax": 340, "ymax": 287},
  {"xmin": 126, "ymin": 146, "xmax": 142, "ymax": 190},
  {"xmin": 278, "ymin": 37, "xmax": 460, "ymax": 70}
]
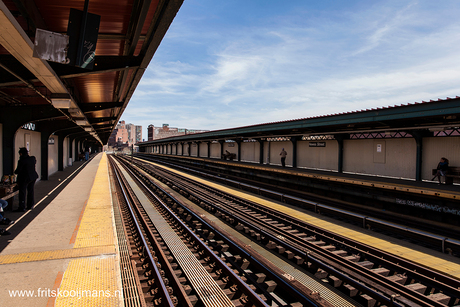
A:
[{"xmin": 8, "ymin": 288, "xmax": 122, "ymax": 299}]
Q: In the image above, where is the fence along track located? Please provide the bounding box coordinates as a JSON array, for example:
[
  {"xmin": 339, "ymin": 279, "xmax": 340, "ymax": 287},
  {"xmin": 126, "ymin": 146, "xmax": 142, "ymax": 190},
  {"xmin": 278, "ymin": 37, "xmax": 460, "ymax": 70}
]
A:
[{"xmin": 128, "ymin": 155, "xmax": 460, "ymax": 307}]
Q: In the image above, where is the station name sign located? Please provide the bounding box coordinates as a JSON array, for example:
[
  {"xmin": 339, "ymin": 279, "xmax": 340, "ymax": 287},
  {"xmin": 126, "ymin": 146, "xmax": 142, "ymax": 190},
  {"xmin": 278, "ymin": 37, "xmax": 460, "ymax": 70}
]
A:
[
  {"xmin": 22, "ymin": 123, "xmax": 36, "ymax": 131},
  {"xmin": 309, "ymin": 142, "xmax": 326, "ymax": 147}
]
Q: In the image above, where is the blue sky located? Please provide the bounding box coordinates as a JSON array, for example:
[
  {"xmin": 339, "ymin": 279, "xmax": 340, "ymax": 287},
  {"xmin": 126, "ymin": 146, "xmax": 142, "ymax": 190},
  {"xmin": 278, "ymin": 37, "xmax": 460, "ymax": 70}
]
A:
[{"xmin": 122, "ymin": 0, "xmax": 460, "ymax": 139}]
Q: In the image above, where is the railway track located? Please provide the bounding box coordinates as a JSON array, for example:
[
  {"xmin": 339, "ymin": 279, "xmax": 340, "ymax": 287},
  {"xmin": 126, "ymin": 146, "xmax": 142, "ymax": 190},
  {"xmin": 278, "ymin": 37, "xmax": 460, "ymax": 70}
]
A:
[
  {"xmin": 109, "ymin": 155, "xmax": 329, "ymax": 306},
  {"xmin": 134, "ymin": 153, "xmax": 460, "ymax": 256},
  {"xmin": 120, "ymin": 154, "xmax": 460, "ymax": 307}
]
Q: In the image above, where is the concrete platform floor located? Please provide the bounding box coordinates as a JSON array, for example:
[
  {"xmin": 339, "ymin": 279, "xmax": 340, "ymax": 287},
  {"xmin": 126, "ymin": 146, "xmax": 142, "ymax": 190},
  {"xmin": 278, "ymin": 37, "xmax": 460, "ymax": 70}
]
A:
[{"xmin": 0, "ymin": 153, "xmax": 122, "ymax": 307}]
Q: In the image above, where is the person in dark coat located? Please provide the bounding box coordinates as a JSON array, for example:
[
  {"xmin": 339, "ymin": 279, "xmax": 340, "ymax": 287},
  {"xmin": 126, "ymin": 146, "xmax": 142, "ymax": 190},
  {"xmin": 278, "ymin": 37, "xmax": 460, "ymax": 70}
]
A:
[
  {"xmin": 432, "ymin": 157, "xmax": 449, "ymax": 184},
  {"xmin": 14, "ymin": 147, "xmax": 39, "ymax": 211}
]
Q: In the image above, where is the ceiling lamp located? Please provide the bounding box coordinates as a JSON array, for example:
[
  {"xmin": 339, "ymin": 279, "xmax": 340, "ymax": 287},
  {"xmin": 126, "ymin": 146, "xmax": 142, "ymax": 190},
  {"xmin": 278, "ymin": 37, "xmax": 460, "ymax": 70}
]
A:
[
  {"xmin": 50, "ymin": 93, "xmax": 72, "ymax": 109},
  {"xmin": 51, "ymin": 98, "xmax": 71, "ymax": 109},
  {"xmin": 75, "ymin": 120, "xmax": 88, "ymax": 125}
]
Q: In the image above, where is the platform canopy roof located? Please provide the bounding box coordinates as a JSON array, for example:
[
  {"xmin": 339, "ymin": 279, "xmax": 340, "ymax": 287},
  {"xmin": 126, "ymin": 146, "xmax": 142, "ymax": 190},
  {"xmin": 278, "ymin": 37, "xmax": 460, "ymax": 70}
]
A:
[
  {"xmin": 139, "ymin": 97, "xmax": 460, "ymax": 145},
  {"xmin": 0, "ymin": 0, "xmax": 183, "ymax": 145}
]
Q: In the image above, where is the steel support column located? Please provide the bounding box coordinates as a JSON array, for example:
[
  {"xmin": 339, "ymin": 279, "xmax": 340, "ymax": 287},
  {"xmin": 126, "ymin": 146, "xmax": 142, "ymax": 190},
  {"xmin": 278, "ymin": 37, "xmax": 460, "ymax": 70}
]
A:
[
  {"xmin": 236, "ymin": 139, "xmax": 242, "ymax": 162},
  {"xmin": 411, "ymin": 130, "xmax": 432, "ymax": 181},
  {"xmin": 258, "ymin": 139, "xmax": 264, "ymax": 164},
  {"xmin": 0, "ymin": 106, "xmax": 63, "ymax": 176},
  {"xmin": 334, "ymin": 134, "xmax": 348, "ymax": 173},
  {"xmin": 219, "ymin": 140, "xmax": 224, "ymax": 159},
  {"xmin": 36, "ymin": 120, "xmax": 84, "ymax": 180},
  {"xmin": 290, "ymin": 136, "xmax": 299, "ymax": 168}
]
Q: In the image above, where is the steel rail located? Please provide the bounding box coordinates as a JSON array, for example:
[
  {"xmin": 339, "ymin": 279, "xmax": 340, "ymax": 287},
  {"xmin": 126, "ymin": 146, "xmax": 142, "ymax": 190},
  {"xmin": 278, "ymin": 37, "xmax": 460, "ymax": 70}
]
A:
[
  {"xmin": 155, "ymin": 169, "xmax": 409, "ymax": 306},
  {"xmin": 116, "ymin": 156, "xmax": 272, "ymax": 307},
  {"xmin": 136, "ymin": 153, "xmax": 460, "ymax": 254},
  {"xmin": 171, "ymin": 173, "xmax": 458, "ymax": 307},
  {"xmin": 110, "ymin": 157, "xmax": 181, "ymax": 306},
  {"xmin": 142, "ymin": 156, "xmax": 460, "ymax": 287},
  {"xmin": 129, "ymin": 156, "xmax": 460, "ymax": 307},
  {"xmin": 117, "ymin": 156, "xmax": 326, "ymax": 307}
]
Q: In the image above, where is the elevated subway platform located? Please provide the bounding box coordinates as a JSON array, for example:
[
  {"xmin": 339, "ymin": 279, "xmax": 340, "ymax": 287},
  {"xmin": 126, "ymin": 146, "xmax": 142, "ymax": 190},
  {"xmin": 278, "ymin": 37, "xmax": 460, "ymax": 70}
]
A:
[
  {"xmin": 1, "ymin": 151, "xmax": 458, "ymax": 306},
  {"xmin": 0, "ymin": 153, "xmax": 122, "ymax": 307}
]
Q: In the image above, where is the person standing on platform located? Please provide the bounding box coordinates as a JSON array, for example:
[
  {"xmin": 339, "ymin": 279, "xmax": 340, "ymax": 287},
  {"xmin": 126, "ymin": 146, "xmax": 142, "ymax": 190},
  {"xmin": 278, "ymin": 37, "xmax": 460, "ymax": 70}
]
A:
[
  {"xmin": 14, "ymin": 147, "xmax": 39, "ymax": 212},
  {"xmin": 280, "ymin": 148, "xmax": 287, "ymax": 167},
  {"xmin": 84, "ymin": 145, "xmax": 90, "ymax": 161}
]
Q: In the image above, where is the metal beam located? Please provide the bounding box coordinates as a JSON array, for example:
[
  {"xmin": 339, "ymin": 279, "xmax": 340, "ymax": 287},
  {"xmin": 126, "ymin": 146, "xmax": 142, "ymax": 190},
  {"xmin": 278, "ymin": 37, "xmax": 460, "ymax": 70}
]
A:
[
  {"xmin": 114, "ymin": 0, "xmax": 184, "ymax": 136},
  {"xmin": 0, "ymin": 2, "xmax": 67, "ymax": 93},
  {"xmin": 0, "ymin": 55, "xmax": 142, "ymax": 86},
  {"xmin": 0, "ymin": 3, "xmax": 101, "ymax": 143},
  {"xmin": 80, "ymin": 101, "xmax": 124, "ymax": 113}
]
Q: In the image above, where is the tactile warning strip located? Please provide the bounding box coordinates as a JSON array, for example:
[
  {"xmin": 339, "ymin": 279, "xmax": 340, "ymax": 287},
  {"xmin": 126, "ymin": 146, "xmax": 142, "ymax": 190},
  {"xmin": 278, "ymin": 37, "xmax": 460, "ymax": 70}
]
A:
[
  {"xmin": 0, "ymin": 245, "xmax": 116, "ymax": 265},
  {"xmin": 55, "ymin": 256, "xmax": 120, "ymax": 306},
  {"xmin": 117, "ymin": 163, "xmax": 235, "ymax": 307},
  {"xmin": 56, "ymin": 153, "xmax": 121, "ymax": 306},
  {"xmin": 73, "ymin": 154, "xmax": 114, "ymax": 249}
]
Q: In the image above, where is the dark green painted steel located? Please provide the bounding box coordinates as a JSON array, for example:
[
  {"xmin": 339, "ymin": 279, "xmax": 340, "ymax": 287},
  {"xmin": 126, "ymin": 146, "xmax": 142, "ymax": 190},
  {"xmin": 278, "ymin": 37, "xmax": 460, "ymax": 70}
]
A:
[{"xmin": 139, "ymin": 98, "xmax": 460, "ymax": 146}]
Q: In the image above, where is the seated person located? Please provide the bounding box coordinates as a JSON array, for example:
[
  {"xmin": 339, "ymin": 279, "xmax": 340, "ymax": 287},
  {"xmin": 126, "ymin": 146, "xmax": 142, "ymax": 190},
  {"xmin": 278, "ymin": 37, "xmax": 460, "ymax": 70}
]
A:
[
  {"xmin": 0, "ymin": 199, "xmax": 14, "ymax": 225},
  {"xmin": 432, "ymin": 157, "xmax": 449, "ymax": 184},
  {"xmin": 223, "ymin": 150, "xmax": 231, "ymax": 160}
]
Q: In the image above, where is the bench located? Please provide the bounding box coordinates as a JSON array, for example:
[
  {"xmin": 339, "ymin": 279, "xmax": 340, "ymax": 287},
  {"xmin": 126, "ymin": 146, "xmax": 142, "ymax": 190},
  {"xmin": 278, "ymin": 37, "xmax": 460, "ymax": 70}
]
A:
[
  {"xmin": 432, "ymin": 167, "xmax": 460, "ymax": 185},
  {"xmin": 1, "ymin": 184, "xmax": 18, "ymax": 211},
  {"xmin": 222, "ymin": 153, "xmax": 236, "ymax": 161}
]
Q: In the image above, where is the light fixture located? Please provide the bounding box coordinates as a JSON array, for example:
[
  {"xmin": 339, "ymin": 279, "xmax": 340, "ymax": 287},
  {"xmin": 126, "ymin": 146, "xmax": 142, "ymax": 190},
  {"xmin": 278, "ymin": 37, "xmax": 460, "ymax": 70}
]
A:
[
  {"xmin": 84, "ymin": 127, "xmax": 92, "ymax": 132},
  {"xmin": 50, "ymin": 93, "xmax": 72, "ymax": 109},
  {"xmin": 69, "ymin": 108, "xmax": 82, "ymax": 117},
  {"xmin": 75, "ymin": 120, "xmax": 88, "ymax": 125},
  {"xmin": 51, "ymin": 98, "xmax": 71, "ymax": 109}
]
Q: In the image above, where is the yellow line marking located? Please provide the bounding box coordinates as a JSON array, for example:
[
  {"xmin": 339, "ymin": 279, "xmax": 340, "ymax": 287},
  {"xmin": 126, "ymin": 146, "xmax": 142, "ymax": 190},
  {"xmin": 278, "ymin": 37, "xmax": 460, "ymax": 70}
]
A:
[
  {"xmin": 73, "ymin": 153, "xmax": 115, "ymax": 249},
  {"xmin": 163, "ymin": 155, "xmax": 460, "ymax": 200},
  {"xmin": 55, "ymin": 256, "xmax": 120, "ymax": 307},
  {"xmin": 54, "ymin": 153, "xmax": 122, "ymax": 307},
  {"xmin": 0, "ymin": 245, "xmax": 116, "ymax": 265},
  {"xmin": 46, "ymin": 271, "xmax": 64, "ymax": 307}
]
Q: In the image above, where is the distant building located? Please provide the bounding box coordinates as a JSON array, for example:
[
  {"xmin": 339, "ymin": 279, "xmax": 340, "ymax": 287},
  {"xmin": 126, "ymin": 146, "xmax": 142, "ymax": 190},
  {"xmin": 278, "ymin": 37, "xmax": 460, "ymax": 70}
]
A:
[
  {"xmin": 126, "ymin": 123, "xmax": 142, "ymax": 144},
  {"xmin": 147, "ymin": 124, "xmax": 208, "ymax": 141},
  {"xmin": 107, "ymin": 120, "xmax": 142, "ymax": 150},
  {"xmin": 148, "ymin": 124, "xmax": 154, "ymax": 141}
]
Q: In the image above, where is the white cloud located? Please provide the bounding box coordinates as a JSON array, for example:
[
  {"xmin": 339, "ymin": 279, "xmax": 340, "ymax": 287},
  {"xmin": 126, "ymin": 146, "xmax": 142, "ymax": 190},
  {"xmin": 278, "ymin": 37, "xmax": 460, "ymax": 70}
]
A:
[{"xmin": 123, "ymin": 1, "xmax": 460, "ymax": 136}]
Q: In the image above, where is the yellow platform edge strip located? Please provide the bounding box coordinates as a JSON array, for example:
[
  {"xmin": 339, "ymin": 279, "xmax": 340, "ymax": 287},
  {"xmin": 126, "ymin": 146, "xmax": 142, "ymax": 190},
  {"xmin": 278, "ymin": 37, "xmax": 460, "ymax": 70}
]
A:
[
  {"xmin": 0, "ymin": 245, "xmax": 116, "ymax": 265},
  {"xmin": 55, "ymin": 256, "xmax": 121, "ymax": 307},
  {"xmin": 73, "ymin": 153, "xmax": 115, "ymax": 249},
  {"xmin": 164, "ymin": 155, "xmax": 460, "ymax": 200},
  {"xmin": 57, "ymin": 153, "xmax": 122, "ymax": 306}
]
